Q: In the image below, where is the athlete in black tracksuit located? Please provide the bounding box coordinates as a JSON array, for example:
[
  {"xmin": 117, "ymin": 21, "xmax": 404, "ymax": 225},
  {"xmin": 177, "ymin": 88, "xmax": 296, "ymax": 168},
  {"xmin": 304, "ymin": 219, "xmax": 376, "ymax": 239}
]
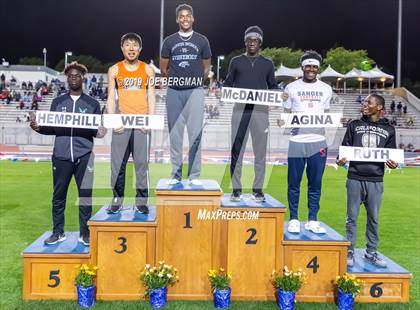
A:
[
  {"xmin": 223, "ymin": 26, "xmax": 277, "ymax": 202},
  {"xmin": 337, "ymin": 94, "xmax": 397, "ymax": 268},
  {"xmin": 30, "ymin": 63, "xmax": 106, "ymax": 246}
]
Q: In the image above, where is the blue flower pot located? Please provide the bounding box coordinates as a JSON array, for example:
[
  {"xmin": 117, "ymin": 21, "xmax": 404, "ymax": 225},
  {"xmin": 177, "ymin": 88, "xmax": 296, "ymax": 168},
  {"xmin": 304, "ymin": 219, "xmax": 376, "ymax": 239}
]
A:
[
  {"xmin": 76, "ymin": 285, "xmax": 95, "ymax": 308},
  {"xmin": 149, "ymin": 287, "xmax": 167, "ymax": 308},
  {"xmin": 338, "ymin": 288, "xmax": 354, "ymax": 310},
  {"xmin": 213, "ymin": 287, "xmax": 231, "ymax": 308},
  {"xmin": 276, "ymin": 290, "xmax": 296, "ymax": 310}
]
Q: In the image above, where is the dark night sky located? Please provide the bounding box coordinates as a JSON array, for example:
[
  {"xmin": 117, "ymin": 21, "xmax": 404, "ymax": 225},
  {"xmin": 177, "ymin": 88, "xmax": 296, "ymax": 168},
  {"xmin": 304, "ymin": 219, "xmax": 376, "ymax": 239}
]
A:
[{"xmin": 2, "ymin": 0, "xmax": 420, "ymax": 81}]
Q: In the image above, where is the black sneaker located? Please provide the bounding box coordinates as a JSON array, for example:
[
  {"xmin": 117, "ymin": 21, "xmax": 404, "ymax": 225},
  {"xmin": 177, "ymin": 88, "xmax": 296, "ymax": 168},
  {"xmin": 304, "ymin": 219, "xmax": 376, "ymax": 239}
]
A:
[
  {"xmin": 230, "ymin": 190, "xmax": 242, "ymax": 202},
  {"xmin": 44, "ymin": 233, "xmax": 66, "ymax": 245},
  {"xmin": 135, "ymin": 205, "xmax": 149, "ymax": 214},
  {"xmin": 107, "ymin": 197, "xmax": 123, "ymax": 214},
  {"xmin": 78, "ymin": 234, "xmax": 90, "ymax": 246},
  {"xmin": 347, "ymin": 250, "xmax": 355, "ymax": 267},
  {"xmin": 364, "ymin": 251, "xmax": 387, "ymax": 268},
  {"xmin": 252, "ymin": 191, "xmax": 266, "ymax": 202}
]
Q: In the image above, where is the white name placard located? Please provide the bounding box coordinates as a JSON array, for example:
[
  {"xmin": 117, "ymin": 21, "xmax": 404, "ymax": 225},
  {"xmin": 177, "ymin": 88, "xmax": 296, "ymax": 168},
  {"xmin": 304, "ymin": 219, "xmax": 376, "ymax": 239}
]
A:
[
  {"xmin": 36, "ymin": 111, "xmax": 101, "ymax": 129},
  {"xmin": 220, "ymin": 87, "xmax": 283, "ymax": 106},
  {"xmin": 36, "ymin": 111, "xmax": 164, "ymax": 130},
  {"xmin": 339, "ymin": 146, "xmax": 404, "ymax": 163},
  {"xmin": 279, "ymin": 113, "xmax": 343, "ymax": 128},
  {"xmin": 103, "ymin": 114, "xmax": 164, "ymax": 129}
]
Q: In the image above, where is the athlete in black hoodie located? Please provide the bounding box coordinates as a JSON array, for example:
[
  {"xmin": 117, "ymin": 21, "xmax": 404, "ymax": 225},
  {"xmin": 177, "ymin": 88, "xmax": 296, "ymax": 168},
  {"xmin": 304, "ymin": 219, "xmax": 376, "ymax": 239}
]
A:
[{"xmin": 337, "ymin": 94, "xmax": 398, "ymax": 268}]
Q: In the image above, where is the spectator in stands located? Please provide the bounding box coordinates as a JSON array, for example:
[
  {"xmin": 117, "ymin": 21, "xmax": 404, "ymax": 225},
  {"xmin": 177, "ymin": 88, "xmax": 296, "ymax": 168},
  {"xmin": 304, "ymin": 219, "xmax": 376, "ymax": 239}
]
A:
[
  {"xmin": 390, "ymin": 100, "xmax": 395, "ymax": 115},
  {"xmin": 398, "ymin": 142, "xmax": 405, "ymax": 149},
  {"xmin": 0, "ymin": 73, "xmax": 5, "ymax": 90},
  {"xmin": 212, "ymin": 105, "xmax": 219, "ymax": 119},
  {"xmin": 403, "ymin": 104, "xmax": 407, "ymax": 115},
  {"xmin": 406, "ymin": 143, "xmax": 415, "ymax": 152},
  {"xmin": 397, "ymin": 101, "xmax": 402, "ymax": 117},
  {"xmin": 5, "ymin": 93, "xmax": 12, "ymax": 105},
  {"xmin": 22, "ymin": 82, "xmax": 27, "ymax": 90},
  {"xmin": 28, "ymin": 81, "xmax": 33, "ymax": 90},
  {"xmin": 355, "ymin": 95, "xmax": 362, "ymax": 104},
  {"xmin": 390, "ymin": 116, "xmax": 397, "ymax": 126},
  {"xmin": 98, "ymin": 75, "xmax": 104, "ymax": 89},
  {"xmin": 31, "ymin": 99, "xmax": 38, "ymax": 110},
  {"xmin": 91, "ymin": 75, "xmax": 97, "ymax": 88}
]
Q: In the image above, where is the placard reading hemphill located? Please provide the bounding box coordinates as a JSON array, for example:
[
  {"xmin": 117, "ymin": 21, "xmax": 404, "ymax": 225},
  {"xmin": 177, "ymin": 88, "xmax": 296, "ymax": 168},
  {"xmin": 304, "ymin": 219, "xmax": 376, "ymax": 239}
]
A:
[
  {"xmin": 339, "ymin": 146, "xmax": 404, "ymax": 163},
  {"xmin": 220, "ymin": 87, "xmax": 283, "ymax": 106},
  {"xmin": 36, "ymin": 111, "xmax": 164, "ymax": 130},
  {"xmin": 36, "ymin": 111, "xmax": 101, "ymax": 129},
  {"xmin": 279, "ymin": 113, "xmax": 343, "ymax": 128}
]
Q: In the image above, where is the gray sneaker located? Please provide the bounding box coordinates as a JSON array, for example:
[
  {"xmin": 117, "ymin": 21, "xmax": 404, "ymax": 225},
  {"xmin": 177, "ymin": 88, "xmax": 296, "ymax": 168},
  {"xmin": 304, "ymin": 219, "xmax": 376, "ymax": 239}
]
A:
[
  {"xmin": 364, "ymin": 251, "xmax": 387, "ymax": 268},
  {"xmin": 347, "ymin": 250, "xmax": 354, "ymax": 267},
  {"xmin": 230, "ymin": 191, "xmax": 242, "ymax": 202},
  {"xmin": 44, "ymin": 233, "xmax": 66, "ymax": 245}
]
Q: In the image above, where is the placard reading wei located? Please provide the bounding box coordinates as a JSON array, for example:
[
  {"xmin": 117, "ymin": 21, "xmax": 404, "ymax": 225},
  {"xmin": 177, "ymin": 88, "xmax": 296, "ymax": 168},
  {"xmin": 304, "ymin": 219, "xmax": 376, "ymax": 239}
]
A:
[
  {"xmin": 220, "ymin": 87, "xmax": 283, "ymax": 106},
  {"xmin": 36, "ymin": 111, "xmax": 101, "ymax": 129},
  {"xmin": 339, "ymin": 146, "xmax": 404, "ymax": 163},
  {"xmin": 279, "ymin": 113, "xmax": 342, "ymax": 128},
  {"xmin": 104, "ymin": 114, "xmax": 164, "ymax": 129}
]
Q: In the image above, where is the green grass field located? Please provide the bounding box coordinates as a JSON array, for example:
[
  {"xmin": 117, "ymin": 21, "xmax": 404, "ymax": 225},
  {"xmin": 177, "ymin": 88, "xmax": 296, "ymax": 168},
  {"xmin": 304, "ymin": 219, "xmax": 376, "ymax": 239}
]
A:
[{"xmin": 0, "ymin": 161, "xmax": 419, "ymax": 309}]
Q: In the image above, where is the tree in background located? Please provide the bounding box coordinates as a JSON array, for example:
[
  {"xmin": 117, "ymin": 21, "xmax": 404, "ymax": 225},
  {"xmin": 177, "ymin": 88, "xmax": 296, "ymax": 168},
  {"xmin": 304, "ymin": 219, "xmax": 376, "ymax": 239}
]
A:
[
  {"xmin": 260, "ymin": 47, "xmax": 303, "ymax": 68},
  {"xmin": 324, "ymin": 47, "xmax": 375, "ymax": 73},
  {"xmin": 54, "ymin": 55, "xmax": 106, "ymax": 73},
  {"xmin": 18, "ymin": 57, "xmax": 44, "ymax": 66},
  {"xmin": 218, "ymin": 48, "xmax": 245, "ymax": 81}
]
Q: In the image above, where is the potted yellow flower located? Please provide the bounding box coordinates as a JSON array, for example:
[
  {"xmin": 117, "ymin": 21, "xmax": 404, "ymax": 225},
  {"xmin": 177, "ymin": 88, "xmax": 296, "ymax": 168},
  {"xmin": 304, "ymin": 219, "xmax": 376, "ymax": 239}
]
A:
[
  {"xmin": 336, "ymin": 273, "xmax": 363, "ymax": 310},
  {"xmin": 208, "ymin": 268, "xmax": 232, "ymax": 308},
  {"xmin": 74, "ymin": 264, "xmax": 98, "ymax": 308},
  {"xmin": 140, "ymin": 261, "xmax": 179, "ymax": 308},
  {"xmin": 271, "ymin": 266, "xmax": 306, "ymax": 310}
]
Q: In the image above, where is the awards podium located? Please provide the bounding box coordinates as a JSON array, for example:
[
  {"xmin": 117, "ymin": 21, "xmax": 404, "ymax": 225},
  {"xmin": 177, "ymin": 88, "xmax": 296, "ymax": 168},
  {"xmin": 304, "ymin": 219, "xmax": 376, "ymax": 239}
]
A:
[{"xmin": 22, "ymin": 179, "xmax": 412, "ymax": 303}]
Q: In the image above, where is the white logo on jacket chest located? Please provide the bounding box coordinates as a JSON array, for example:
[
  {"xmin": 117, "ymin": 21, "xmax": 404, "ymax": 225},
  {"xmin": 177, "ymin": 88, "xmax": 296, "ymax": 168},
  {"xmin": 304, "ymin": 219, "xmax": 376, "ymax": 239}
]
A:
[{"xmin": 362, "ymin": 133, "xmax": 380, "ymax": 147}]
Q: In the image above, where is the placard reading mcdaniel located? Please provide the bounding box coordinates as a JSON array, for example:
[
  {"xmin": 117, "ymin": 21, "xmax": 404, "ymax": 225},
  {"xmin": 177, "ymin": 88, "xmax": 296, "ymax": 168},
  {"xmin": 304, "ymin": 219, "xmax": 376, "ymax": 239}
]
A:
[
  {"xmin": 36, "ymin": 111, "xmax": 164, "ymax": 130},
  {"xmin": 339, "ymin": 146, "xmax": 404, "ymax": 163},
  {"xmin": 220, "ymin": 87, "xmax": 283, "ymax": 106}
]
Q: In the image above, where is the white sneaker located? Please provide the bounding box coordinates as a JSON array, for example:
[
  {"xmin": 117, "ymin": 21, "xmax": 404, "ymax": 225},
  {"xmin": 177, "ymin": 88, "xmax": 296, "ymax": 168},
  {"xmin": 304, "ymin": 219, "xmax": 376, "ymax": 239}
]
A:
[
  {"xmin": 287, "ymin": 219, "xmax": 300, "ymax": 233},
  {"xmin": 166, "ymin": 178, "xmax": 180, "ymax": 185},
  {"xmin": 304, "ymin": 221, "xmax": 326, "ymax": 234},
  {"xmin": 189, "ymin": 179, "xmax": 203, "ymax": 186}
]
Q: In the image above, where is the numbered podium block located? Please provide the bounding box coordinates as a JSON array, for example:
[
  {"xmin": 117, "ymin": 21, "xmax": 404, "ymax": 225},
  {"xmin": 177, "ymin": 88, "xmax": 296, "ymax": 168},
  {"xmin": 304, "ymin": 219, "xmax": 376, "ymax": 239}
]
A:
[
  {"xmin": 155, "ymin": 179, "xmax": 223, "ymax": 300},
  {"xmin": 349, "ymin": 249, "xmax": 412, "ymax": 303},
  {"xmin": 88, "ymin": 205, "xmax": 156, "ymax": 300},
  {"xmin": 221, "ymin": 194, "xmax": 286, "ymax": 300},
  {"xmin": 22, "ymin": 232, "xmax": 89, "ymax": 300},
  {"xmin": 283, "ymin": 221, "xmax": 350, "ymax": 302}
]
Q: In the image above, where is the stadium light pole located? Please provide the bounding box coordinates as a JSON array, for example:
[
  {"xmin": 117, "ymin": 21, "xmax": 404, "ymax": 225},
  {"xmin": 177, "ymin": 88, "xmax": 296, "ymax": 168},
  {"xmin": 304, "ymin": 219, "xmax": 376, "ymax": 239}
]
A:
[
  {"xmin": 396, "ymin": 0, "xmax": 402, "ymax": 88},
  {"xmin": 217, "ymin": 55, "xmax": 224, "ymax": 82},
  {"xmin": 159, "ymin": 0, "xmax": 164, "ymax": 59},
  {"xmin": 42, "ymin": 48, "xmax": 47, "ymax": 67},
  {"xmin": 64, "ymin": 51, "xmax": 72, "ymax": 69}
]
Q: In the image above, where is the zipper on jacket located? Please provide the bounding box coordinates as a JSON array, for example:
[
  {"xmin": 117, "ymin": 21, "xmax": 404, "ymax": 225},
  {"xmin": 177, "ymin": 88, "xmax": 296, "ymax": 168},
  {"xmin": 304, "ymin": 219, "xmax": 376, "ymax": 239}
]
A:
[{"xmin": 70, "ymin": 98, "xmax": 76, "ymax": 162}]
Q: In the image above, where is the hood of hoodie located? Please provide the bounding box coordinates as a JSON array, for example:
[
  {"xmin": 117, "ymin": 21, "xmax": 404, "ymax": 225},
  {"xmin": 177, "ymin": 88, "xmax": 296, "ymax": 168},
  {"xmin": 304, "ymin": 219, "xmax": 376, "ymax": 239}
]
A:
[{"xmin": 361, "ymin": 115, "xmax": 390, "ymax": 125}]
